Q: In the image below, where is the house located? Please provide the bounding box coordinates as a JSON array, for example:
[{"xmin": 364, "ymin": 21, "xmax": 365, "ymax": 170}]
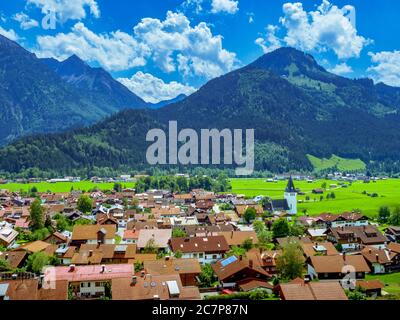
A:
[
  {"xmin": 327, "ymin": 225, "xmax": 389, "ymax": 252},
  {"xmin": 54, "ymin": 245, "xmax": 77, "ymax": 265},
  {"xmin": 237, "ymin": 279, "xmax": 274, "ymax": 293},
  {"xmin": 246, "ymin": 249, "xmax": 282, "ymax": 274},
  {"xmin": 44, "ymin": 231, "xmax": 69, "ymax": 245},
  {"xmin": 277, "ymin": 278, "xmax": 348, "ymax": 300},
  {"xmin": 70, "ymin": 225, "xmax": 116, "ymax": 246},
  {"xmin": 316, "ymin": 212, "xmax": 369, "ymax": 229},
  {"xmin": 217, "ymin": 231, "xmax": 258, "ymax": 247},
  {"xmin": 0, "ymin": 251, "xmax": 28, "ymax": 269},
  {"xmin": 14, "ymin": 240, "xmax": 54, "ymax": 254},
  {"xmin": 301, "ymin": 242, "xmax": 339, "ymax": 258},
  {"xmin": 212, "ymin": 255, "xmax": 271, "ymax": 288},
  {"xmin": 122, "ymin": 229, "xmax": 140, "ymax": 244},
  {"xmin": 169, "ymin": 236, "xmax": 229, "ymax": 264},
  {"xmin": 356, "ymin": 280, "xmax": 385, "ymax": 296},
  {"xmin": 111, "ymin": 274, "xmax": 200, "ymax": 300},
  {"xmin": 234, "ymin": 204, "xmax": 264, "ymax": 217},
  {"xmin": 152, "ymin": 206, "xmax": 181, "ymax": 218},
  {"xmin": 385, "ymin": 226, "xmax": 400, "ymax": 242},
  {"xmin": 143, "ymin": 257, "xmax": 201, "ymax": 286},
  {"xmin": 0, "ymin": 225, "xmax": 18, "ymax": 248},
  {"xmin": 361, "ymin": 243, "xmax": 400, "ymax": 273},
  {"xmin": 137, "ymin": 229, "xmax": 172, "ymax": 252},
  {"xmin": 46, "ymin": 264, "xmax": 133, "ymax": 299},
  {"xmin": 96, "ymin": 213, "xmax": 118, "ymax": 226},
  {"xmin": 183, "ymin": 224, "xmax": 235, "ymax": 237},
  {"xmin": 0, "ymin": 278, "xmax": 68, "ymax": 300},
  {"xmin": 307, "ymin": 254, "xmax": 370, "ymax": 280}
]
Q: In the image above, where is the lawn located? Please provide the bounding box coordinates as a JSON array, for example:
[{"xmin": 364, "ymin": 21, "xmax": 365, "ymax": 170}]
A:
[
  {"xmin": 229, "ymin": 178, "xmax": 400, "ymax": 218},
  {"xmin": 0, "ymin": 181, "xmax": 136, "ymax": 193},
  {"xmin": 307, "ymin": 154, "xmax": 366, "ymax": 172},
  {"xmin": 366, "ymin": 272, "xmax": 400, "ymax": 296}
]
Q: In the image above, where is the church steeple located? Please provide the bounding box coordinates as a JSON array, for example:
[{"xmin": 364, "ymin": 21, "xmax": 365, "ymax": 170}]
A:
[{"xmin": 285, "ymin": 176, "xmax": 296, "ymax": 193}]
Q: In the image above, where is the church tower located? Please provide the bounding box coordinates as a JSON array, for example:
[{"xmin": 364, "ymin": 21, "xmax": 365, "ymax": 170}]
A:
[{"xmin": 284, "ymin": 176, "xmax": 297, "ymax": 215}]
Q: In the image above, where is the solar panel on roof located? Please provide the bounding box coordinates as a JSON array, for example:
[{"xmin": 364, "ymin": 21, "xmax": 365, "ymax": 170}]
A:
[{"xmin": 221, "ymin": 256, "xmax": 238, "ymax": 267}]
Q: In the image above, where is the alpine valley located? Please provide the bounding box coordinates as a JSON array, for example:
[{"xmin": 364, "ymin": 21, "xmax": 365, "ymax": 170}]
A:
[{"xmin": 1, "ymin": 35, "xmax": 400, "ymax": 176}]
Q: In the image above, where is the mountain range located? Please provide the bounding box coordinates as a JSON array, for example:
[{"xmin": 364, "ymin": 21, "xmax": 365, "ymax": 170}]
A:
[
  {"xmin": 0, "ymin": 34, "xmax": 182, "ymax": 146},
  {"xmin": 1, "ymin": 36, "xmax": 400, "ymax": 175}
]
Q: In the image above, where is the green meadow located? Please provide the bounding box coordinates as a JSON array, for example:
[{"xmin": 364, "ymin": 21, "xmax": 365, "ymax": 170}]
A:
[
  {"xmin": 229, "ymin": 178, "xmax": 400, "ymax": 218},
  {"xmin": 0, "ymin": 181, "xmax": 136, "ymax": 193},
  {"xmin": 307, "ymin": 154, "xmax": 366, "ymax": 172}
]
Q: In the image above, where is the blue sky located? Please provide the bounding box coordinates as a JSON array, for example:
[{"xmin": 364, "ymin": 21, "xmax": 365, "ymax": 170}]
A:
[{"xmin": 0, "ymin": 0, "xmax": 399, "ymax": 102}]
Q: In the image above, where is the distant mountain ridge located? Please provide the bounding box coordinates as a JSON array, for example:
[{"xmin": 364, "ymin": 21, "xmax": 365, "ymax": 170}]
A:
[{"xmin": 2, "ymin": 46, "xmax": 400, "ymax": 175}]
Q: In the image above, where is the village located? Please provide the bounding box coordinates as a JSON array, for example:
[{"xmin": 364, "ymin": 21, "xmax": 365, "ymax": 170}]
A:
[{"xmin": 0, "ymin": 176, "xmax": 399, "ymax": 301}]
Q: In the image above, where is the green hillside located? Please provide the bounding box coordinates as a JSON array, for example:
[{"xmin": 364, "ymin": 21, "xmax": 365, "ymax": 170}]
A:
[{"xmin": 307, "ymin": 154, "xmax": 366, "ymax": 172}]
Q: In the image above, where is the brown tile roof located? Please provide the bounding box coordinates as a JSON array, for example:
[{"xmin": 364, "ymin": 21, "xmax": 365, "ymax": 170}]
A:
[
  {"xmin": 71, "ymin": 225, "xmax": 116, "ymax": 241},
  {"xmin": 212, "ymin": 256, "xmax": 271, "ymax": 281},
  {"xmin": 356, "ymin": 279, "xmax": 385, "ymax": 291},
  {"xmin": 329, "ymin": 225, "xmax": 389, "ymax": 245},
  {"xmin": 0, "ymin": 251, "xmax": 27, "ymax": 268},
  {"xmin": 361, "ymin": 247, "xmax": 391, "ymax": 264},
  {"xmin": 170, "ymin": 236, "xmax": 229, "ymax": 254},
  {"xmin": 387, "ymin": 242, "xmax": 400, "ymax": 254},
  {"xmin": 184, "ymin": 224, "xmax": 235, "ymax": 237},
  {"xmin": 14, "ymin": 240, "xmax": 52, "ymax": 253},
  {"xmin": 237, "ymin": 279, "xmax": 273, "ymax": 291},
  {"xmin": 111, "ymin": 274, "xmax": 200, "ymax": 300},
  {"xmin": 301, "ymin": 242, "xmax": 340, "ymax": 257},
  {"xmin": 71, "ymin": 244, "xmax": 139, "ymax": 264},
  {"xmin": 137, "ymin": 229, "xmax": 172, "ymax": 249},
  {"xmin": 144, "ymin": 258, "xmax": 201, "ymax": 276},
  {"xmin": 217, "ymin": 231, "xmax": 258, "ymax": 246},
  {"xmin": 280, "ymin": 281, "xmax": 348, "ymax": 300},
  {"xmin": 309, "ymin": 254, "xmax": 370, "ymax": 273},
  {"xmin": 0, "ymin": 279, "xmax": 68, "ymax": 300},
  {"xmin": 235, "ymin": 204, "xmax": 264, "ymax": 216}
]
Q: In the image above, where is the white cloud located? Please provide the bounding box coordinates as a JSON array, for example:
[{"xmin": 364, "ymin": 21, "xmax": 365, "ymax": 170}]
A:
[
  {"xmin": 35, "ymin": 22, "xmax": 149, "ymax": 71},
  {"xmin": 181, "ymin": 0, "xmax": 204, "ymax": 14},
  {"xmin": 0, "ymin": 26, "xmax": 19, "ymax": 41},
  {"xmin": 211, "ymin": 0, "xmax": 239, "ymax": 14},
  {"xmin": 13, "ymin": 13, "xmax": 39, "ymax": 30},
  {"xmin": 368, "ymin": 51, "xmax": 400, "ymax": 87},
  {"xmin": 328, "ymin": 62, "xmax": 353, "ymax": 76},
  {"xmin": 118, "ymin": 71, "xmax": 196, "ymax": 104},
  {"xmin": 133, "ymin": 11, "xmax": 237, "ymax": 79},
  {"xmin": 257, "ymin": 0, "xmax": 370, "ymax": 60},
  {"xmin": 255, "ymin": 25, "xmax": 281, "ymax": 53},
  {"xmin": 26, "ymin": 0, "xmax": 100, "ymax": 23}
]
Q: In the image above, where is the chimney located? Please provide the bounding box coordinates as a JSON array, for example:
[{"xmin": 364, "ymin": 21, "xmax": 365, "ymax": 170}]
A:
[
  {"xmin": 342, "ymin": 252, "xmax": 346, "ymax": 261},
  {"xmin": 140, "ymin": 271, "xmax": 145, "ymax": 278},
  {"xmin": 369, "ymin": 249, "xmax": 372, "ymax": 254},
  {"xmin": 4, "ymin": 253, "xmax": 9, "ymax": 260},
  {"xmin": 165, "ymin": 256, "xmax": 170, "ymax": 261},
  {"xmin": 231, "ymin": 230, "xmax": 234, "ymax": 239},
  {"xmin": 376, "ymin": 254, "xmax": 379, "ymax": 262},
  {"xmin": 131, "ymin": 276, "xmax": 137, "ymax": 285},
  {"xmin": 89, "ymin": 250, "xmax": 93, "ymax": 257},
  {"xmin": 69, "ymin": 264, "xmax": 76, "ymax": 272},
  {"xmin": 101, "ymin": 265, "xmax": 106, "ymax": 273},
  {"xmin": 249, "ymin": 259, "xmax": 253, "ymax": 269}
]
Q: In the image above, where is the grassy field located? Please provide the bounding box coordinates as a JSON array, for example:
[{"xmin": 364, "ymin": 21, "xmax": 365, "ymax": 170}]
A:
[
  {"xmin": 229, "ymin": 178, "xmax": 400, "ymax": 217},
  {"xmin": 307, "ymin": 154, "xmax": 366, "ymax": 172},
  {"xmin": 0, "ymin": 181, "xmax": 136, "ymax": 193},
  {"xmin": 366, "ymin": 272, "xmax": 400, "ymax": 296}
]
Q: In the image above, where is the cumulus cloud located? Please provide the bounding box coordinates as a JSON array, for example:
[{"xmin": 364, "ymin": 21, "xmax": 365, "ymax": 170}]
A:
[
  {"xmin": 133, "ymin": 11, "xmax": 237, "ymax": 79},
  {"xmin": 0, "ymin": 26, "xmax": 19, "ymax": 41},
  {"xmin": 255, "ymin": 25, "xmax": 281, "ymax": 53},
  {"xmin": 328, "ymin": 62, "xmax": 353, "ymax": 75},
  {"xmin": 26, "ymin": 0, "xmax": 100, "ymax": 23},
  {"xmin": 211, "ymin": 0, "xmax": 239, "ymax": 14},
  {"xmin": 368, "ymin": 51, "xmax": 400, "ymax": 87},
  {"xmin": 257, "ymin": 0, "xmax": 371, "ymax": 59},
  {"xmin": 118, "ymin": 71, "xmax": 196, "ymax": 103},
  {"xmin": 35, "ymin": 22, "xmax": 149, "ymax": 71},
  {"xmin": 13, "ymin": 13, "xmax": 39, "ymax": 30}
]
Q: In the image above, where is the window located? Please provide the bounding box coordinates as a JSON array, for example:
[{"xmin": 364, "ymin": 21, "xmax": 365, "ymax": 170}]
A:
[{"xmin": 212, "ymin": 255, "xmax": 217, "ymax": 259}]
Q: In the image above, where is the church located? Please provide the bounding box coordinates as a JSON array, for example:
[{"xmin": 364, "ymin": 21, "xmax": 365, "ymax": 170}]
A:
[{"xmin": 264, "ymin": 177, "xmax": 298, "ymax": 215}]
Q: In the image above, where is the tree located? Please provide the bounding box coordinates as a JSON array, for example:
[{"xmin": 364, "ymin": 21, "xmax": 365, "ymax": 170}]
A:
[
  {"xmin": 26, "ymin": 252, "xmax": 49, "ymax": 274},
  {"xmin": 0, "ymin": 258, "xmax": 11, "ymax": 272},
  {"xmin": 289, "ymin": 223, "xmax": 305, "ymax": 237},
  {"xmin": 321, "ymin": 182, "xmax": 327, "ymax": 190},
  {"xmin": 330, "ymin": 192, "xmax": 336, "ymax": 199},
  {"xmin": 227, "ymin": 246, "xmax": 246, "ymax": 258},
  {"xmin": 276, "ymin": 242, "xmax": 305, "ymax": 280},
  {"xmin": 378, "ymin": 206, "xmax": 391, "ymax": 223},
  {"xmin": 30, "ymin": 198, "xmax": 44, "ymax": 231},
  {"xmin": 272, "ymin": 218, "xmax": 290, "ymax": 239},
  {"xmin": 172, "ymin": 228, "xmax": 188, "ymax": 238},
  {"xmin": 253, "ymin": 220, "xmax": 266, "ymax": 234},
  {"xmin": 198, "ymin": 264, "xmax": 216, "ymax": 288},
  {"xmin": 30, "ymin": 186, "xmax": 38, "ymax": 193},
  {"xmin": 113, "ymin": 183, "xmax": 122, "ymax": 192},
  {"xmin": 174, "ymin": 251, "xmax": 183, "ymax": 259},
  {"xmin": 389, "ymin": 206, "xmax": 400, "ymax": 226},
  {"xmin": 257, "ymin": 230, "xmax": 273, "ymax": 249},
  {"xmin": 143, "ymin": 238, "xmax": 158, "ymax": 254},
  {"xmin": 243, "ymin": 207, "xmax": 257, "ymax": 224},
  {"xmin": 241, "ymin": 238, "xmax": 254, "ymax": 251},
  {"xmin": 77, "ymin": 195, "xmax": 93, "ymax": 214}
]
